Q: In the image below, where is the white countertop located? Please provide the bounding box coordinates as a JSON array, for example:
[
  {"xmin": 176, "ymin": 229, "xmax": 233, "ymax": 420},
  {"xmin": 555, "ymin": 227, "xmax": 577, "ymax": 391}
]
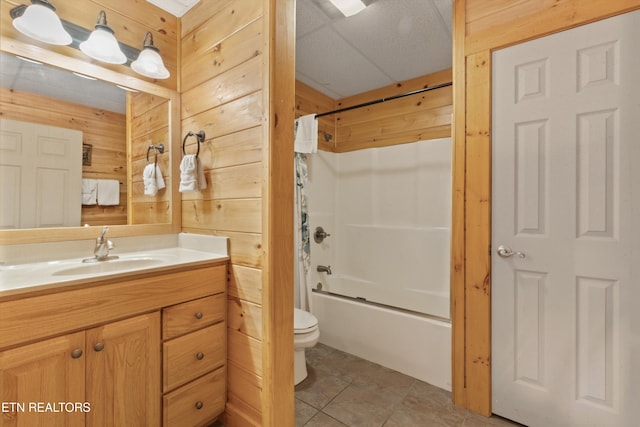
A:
[{"xmin": 0, "ymin": 233, "xmax": 228, "ymax": 297}]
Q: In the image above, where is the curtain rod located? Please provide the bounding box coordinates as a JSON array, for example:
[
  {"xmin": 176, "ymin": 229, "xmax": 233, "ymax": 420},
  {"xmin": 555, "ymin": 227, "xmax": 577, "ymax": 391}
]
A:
[{"xmin": 315, "ymin": 81, "xmax": 452, "ymax": 119}]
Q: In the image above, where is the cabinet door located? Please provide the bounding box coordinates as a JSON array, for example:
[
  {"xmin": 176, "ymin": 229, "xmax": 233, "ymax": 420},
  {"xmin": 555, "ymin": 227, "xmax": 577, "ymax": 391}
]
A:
[
  {"xmin": 0, "ymin": 332, "xmax": 85, "ymax": 427},
  {"xmin": 85, "ymin": 313, "xmax": 161, "ymax": 427}
]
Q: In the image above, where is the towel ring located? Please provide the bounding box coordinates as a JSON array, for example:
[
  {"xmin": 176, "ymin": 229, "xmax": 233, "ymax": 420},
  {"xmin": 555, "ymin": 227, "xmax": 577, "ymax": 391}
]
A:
[
  {"xmin": 182, "ymin": 130, "xmax": 206, "ymax": 157},
  {"xmin": 146, "ymin": 144, "xmax": 165, "ymax": 164}
]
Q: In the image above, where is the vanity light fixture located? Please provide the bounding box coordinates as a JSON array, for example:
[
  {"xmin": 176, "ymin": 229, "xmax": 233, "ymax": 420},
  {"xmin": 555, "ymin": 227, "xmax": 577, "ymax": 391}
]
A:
[
  {"xmin": 328, "ymin": 0, "xmax": 366, "ymax": 17},
  {"xmin": 11, "ymin": 0, "xmax": 72, "ymax": 45},
  {"xmin": 131, "ymin": 32, "xmax": 170, "ymax": 79},
  {"xmin": 79, "ymin": 10, "xmax": 127, "ymax": 65}
]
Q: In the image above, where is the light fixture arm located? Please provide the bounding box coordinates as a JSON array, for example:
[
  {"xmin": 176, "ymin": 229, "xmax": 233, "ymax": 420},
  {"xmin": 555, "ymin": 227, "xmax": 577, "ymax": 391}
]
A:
[
  {"xmin": 141, "ymin": 32, "xmax": 160, "ymax": 53},
  {"xmin": 92, "ymin": 10, "xmax": 114, "ymax": 34}
]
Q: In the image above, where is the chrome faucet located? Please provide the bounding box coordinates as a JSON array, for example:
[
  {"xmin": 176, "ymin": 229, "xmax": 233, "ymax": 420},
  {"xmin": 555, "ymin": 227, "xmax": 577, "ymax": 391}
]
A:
[
  {"xmin": 83, "ymin": 226, "xmax": 118, "ymax": 263},
  {"xmin": 316, "ymin": 265, "xmax": 332, "ymax": 275}
]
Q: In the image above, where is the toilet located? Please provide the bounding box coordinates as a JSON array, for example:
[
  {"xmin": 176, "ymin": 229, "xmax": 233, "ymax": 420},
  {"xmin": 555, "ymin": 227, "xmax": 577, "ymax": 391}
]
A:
[{"xmin": 293, "ymin": 308, "xmax": 320, "ymax": 385}]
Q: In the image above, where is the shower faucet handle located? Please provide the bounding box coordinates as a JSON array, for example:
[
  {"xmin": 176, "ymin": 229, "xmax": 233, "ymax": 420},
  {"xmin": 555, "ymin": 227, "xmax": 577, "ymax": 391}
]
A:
[{"xmin": 314, "ymin": 226, "xmax": 331, "ymax": 243}]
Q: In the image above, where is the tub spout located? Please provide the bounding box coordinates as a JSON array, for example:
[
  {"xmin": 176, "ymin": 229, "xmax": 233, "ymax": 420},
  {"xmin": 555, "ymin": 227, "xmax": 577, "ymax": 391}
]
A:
[{"xmin": 317, "ymin": 265, "xmax": 332, "ymax": 275}]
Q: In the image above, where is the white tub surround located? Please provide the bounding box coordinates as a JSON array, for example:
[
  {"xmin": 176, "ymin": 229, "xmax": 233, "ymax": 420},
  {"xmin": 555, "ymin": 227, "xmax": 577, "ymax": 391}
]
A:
[
  {"xmin": 306, "ymin": 139, "xmax": 452, "ymax": 389},
  {"xmin": 313, "ymin": 292, "xmax": 452, "ymax": 391},
  {"xmin": 0, "ymin": 233, "xmax": 228, "ymax": 296}
]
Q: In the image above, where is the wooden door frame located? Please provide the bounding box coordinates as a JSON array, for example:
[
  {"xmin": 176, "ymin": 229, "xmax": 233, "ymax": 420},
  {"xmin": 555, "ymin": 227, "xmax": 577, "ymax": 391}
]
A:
[{"xmin": 450, "ymin": 0, "xmax": 640, "ymax": 416}]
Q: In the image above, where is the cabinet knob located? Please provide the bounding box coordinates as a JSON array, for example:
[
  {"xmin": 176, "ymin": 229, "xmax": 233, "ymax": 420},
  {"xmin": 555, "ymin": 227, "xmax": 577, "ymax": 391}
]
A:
[
  {"xmin": 71, "ymin": 348, "xmax": 83, "ymax": 359},
  {"xmin": 195, "ymin": 401, "xmax": 203, "ymax": 410},
  {"xmin": 196, "ymin": 352, "xmax": 204, "ymax": 360},
  {"xmin": 94, "ymin": 342, "xmax": 105, "ymax": 352},
  {"xmin": 195, "ymin": 312, "xmax": 203, "ymax": 320}
]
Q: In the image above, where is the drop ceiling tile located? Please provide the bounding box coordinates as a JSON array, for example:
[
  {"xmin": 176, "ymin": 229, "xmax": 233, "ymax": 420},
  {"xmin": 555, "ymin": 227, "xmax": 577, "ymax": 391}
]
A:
[
  {"xmin": 330, "ymin": 0, "xmax": 452, "ymax": 82},
  {"xmin": 296, "ymin": 26, "xmax": 394, "ymax": 98},
  {"xmin": 432, "ymin": 0, "xmax": 453, "ymax": 34},
  {"xmin": 296, "ymin": 0, "xmax": 331, "ymax": 38},
  {"xmin": 295, "ymin": 71, "xmax": 343, "ymax": 100}
]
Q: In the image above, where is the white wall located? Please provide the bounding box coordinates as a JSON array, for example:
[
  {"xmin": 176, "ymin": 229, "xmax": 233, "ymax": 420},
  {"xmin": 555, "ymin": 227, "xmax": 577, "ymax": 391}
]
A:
[{"xmin": 307, "ymin": 138, "xmax": 452, "ymax": 316}]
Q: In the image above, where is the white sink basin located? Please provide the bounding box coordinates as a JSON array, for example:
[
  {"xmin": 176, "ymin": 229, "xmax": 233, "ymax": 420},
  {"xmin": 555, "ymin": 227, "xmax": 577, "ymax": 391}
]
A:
[{"xmin": 52, "ymin": 257, "xmax": 164, "ymax": 276}]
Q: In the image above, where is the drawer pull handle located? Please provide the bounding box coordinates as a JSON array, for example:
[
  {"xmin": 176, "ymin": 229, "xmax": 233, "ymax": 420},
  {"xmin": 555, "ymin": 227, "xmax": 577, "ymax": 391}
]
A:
[
  {"xmin": 94, "ymin": 342, "xmax": 105, "ymax": 352},
  {"xmin": 71, "ymin": 348, "xmax": 83, "ymax": 359},
  {"xmin": 196, "ymin": 352, "xmax": 204, "ymax": 360},
  {"xmin": 195, "ymin": 401, "xmax": 203, "ymax": 410},
  {"xmin": 195, "ymin": 312, "xmax": 203, "ymax": 320}
]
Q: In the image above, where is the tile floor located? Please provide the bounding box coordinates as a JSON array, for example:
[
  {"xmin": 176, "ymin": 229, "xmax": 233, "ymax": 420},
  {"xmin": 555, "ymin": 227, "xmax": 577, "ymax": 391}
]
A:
[{"xmin": 295, "ymin": 343, "xmax": 524, "ymax": 427}]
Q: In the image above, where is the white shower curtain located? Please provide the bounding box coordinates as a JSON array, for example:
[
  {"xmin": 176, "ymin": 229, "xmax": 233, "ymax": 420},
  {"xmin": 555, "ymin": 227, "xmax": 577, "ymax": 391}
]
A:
[{"xmin": 294, "ymin": 152, "xmax": 312, "ymax": 311}]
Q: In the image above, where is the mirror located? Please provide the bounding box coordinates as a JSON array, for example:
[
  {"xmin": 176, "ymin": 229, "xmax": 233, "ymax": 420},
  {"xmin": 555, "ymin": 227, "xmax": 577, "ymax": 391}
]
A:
[{"xmin": 0, "ymin": 46, "xmax": 179, "ymax": 243}]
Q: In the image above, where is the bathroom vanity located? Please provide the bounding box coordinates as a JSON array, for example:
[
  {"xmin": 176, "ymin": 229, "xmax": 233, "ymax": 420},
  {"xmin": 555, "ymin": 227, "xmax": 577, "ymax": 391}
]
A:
[{"xmin": 0, "ymin": 235, "xmax": 228, "ymax": 427}]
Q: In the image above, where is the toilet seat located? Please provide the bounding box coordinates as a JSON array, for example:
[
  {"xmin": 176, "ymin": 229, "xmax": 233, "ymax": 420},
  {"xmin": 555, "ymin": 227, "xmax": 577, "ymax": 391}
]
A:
[{"xmin": 294, "ymin": 308, "xmax": 318, "ymax": 334}]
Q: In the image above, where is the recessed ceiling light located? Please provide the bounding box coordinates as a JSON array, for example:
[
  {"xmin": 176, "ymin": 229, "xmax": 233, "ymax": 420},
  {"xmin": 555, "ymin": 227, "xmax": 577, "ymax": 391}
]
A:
[{"xmin": 328, "ymin": 0, "xmax": 366, "ymax": 17}]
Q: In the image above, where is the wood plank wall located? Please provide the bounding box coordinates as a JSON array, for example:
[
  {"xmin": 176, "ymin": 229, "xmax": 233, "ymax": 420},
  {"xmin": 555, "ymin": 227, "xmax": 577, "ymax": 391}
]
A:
[
  {"xmin": 334, "ymin": 69, "xmax": 452, "ymax": 152},
  {"xmin": 295, "ymin": 69, "xmax": 452, "ymax": 153},
  {"xmin": 128, "ymin": 92, "xmax": 171, "ymax": 225},
  {"xmin": 0, "ymin": 87, "xmax": 127, "ymax": 226},
  {"xmin": 451, "ymin": 0, "xmax": 640, "ymax": 416},
  {"xmin": 0, "ymin": 0, "xmax": 178, "ymax": 91},
  {"xmin": 180, "ymin": 0, "xmax": 295, "ymax": 425}
]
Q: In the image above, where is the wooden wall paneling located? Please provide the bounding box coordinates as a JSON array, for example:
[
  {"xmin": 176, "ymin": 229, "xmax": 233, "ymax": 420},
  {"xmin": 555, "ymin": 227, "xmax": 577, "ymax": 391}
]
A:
[
  {"xmin": 464, "ymin": 0, "xmax": 640, "ymax": 55},
  {"xmin": 228, "ymin": 298, "xmax": 263, "ymax": 340},
  {"xmin": 180, "ymin": 0, "xmax": 236, "ymax": 38},
  {"xmin": 227, "ymin": 361, "xmax": 263, "ymax": 426},
  {"xmin": 451, "ymin": 0, "xmax": 468, "ymax": 413},
  {"xmin": 181, "ymin": 0, "xmax": 263, "ymax": 60},
  {"xmin": 181, "ymin": 163, "xmax": 262, "ymax": 202},
  {"xmin": 181, "ymin": 92, "xmax": 264, "ymax": 143},
  {"xmin": 452, "ymin": 0, "xmax": 640, "ymax": 417},
  {"xmin": 180, "ymin": 0, "xmax": 272, "ymax": 423},
  {"xmin": 228, "ymin": 329, "xmax": 263, "ymax": 377},
  {"xmin": 181, "ymin": 18, "xmax": 264, "ymax": 93},
  {"xmin": 181, "ymin": 56, "xmax": 263, "ymax": 119},
  {"xmin": 463, "ymin": 50, "xmax": 492, "ymax": 415},
  {"xmin": 228, "ymin": 265, "xmax": 263, "ymax": 305},
  {"xmin": 201, "ymin": 127, "xmax": 264, "ymax": 170},
  {"xmin": 129, "ymin": 93, "xmax": 170, "ymax": 225},
  {"xmin": 335, "ymin": 102, "xmax": 452, "ymax": 152},
  {"xmin": 261, "ymin": 0, "xmax": 295, "ymax": 424},
  {"xmin": 182, "ymin": 199, "xmax": 262, "ymax": 233}
]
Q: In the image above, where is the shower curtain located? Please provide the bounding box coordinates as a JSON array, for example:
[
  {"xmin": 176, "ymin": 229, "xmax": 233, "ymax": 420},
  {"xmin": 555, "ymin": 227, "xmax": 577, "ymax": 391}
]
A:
[{"xmin": 294, "ymin": 152, "xmax": 311, "ymax": 311}]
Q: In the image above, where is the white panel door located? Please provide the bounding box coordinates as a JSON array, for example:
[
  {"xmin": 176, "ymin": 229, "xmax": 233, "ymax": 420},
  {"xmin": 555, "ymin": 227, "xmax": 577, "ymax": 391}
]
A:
[
  {"xmin": 492, "ymin": 11, "xmax": 640, "ymax": 427},
  {"xmin": 0, "ymin": 118, "xmax": 82, "ymax": 228}
]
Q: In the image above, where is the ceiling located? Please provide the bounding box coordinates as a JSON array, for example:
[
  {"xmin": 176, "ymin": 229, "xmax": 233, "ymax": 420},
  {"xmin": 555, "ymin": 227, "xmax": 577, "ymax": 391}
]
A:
[
  {"xmin": 296, "ymin": 0, "xmax": 453, "ymax": 99},
  {"xmin": 0, "ymin": 0, "xmax": 452, "ymax": 112}
]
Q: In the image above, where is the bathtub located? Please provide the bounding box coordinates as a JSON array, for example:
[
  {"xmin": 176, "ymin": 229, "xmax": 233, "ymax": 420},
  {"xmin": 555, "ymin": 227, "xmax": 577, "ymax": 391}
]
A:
[
  {"xmin": 317, "ymin": 274, "xmax": 450, "ymax": 319},
  {"xmin": 312, "ymin": 288, "xmax": 452, "ymax": 391}
]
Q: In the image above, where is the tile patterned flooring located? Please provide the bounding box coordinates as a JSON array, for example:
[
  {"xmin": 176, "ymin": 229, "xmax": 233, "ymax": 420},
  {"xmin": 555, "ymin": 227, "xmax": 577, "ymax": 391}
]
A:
[{"xmin": 295, "ymin": 343, "xmax": 524, "ymax": 427}]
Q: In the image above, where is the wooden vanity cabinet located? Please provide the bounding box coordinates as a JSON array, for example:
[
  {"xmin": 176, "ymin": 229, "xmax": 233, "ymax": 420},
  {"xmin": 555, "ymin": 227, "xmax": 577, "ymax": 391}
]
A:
[{"xmin": 0, "ymin": 262, "xmax": 227, "ymax": 427}]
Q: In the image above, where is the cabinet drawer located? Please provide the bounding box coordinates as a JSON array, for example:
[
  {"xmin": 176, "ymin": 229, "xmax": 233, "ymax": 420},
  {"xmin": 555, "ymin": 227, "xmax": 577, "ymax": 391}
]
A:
[
  {"xmin": 163, "ymin": 294, "xmax": 225, "ymax": 340},
  {"xmin": 163, "ymin": 323, "xmax": 225, "ymax": 392},
  {"xmin": 163, "ymin": 367, "xmax": 225, "ymax": 427}
]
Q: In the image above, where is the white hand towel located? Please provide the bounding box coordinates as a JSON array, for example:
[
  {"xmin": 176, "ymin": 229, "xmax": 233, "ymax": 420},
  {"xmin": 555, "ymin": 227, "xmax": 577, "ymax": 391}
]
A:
[
  {"xmin": 143, "ymin": 164, "xmax": 166, "ymax": 196},
  {"xmin": 97, "ymin": 179, "xmax": 120, "ymax": 206},
  {"xmin": 179, "ymin": 155, "xmax": 207, "ymax": 192},
  {"xmin": 155, "ymin": 164, "xmax": 166, "ymax": 191},
  {"xmin": 81, "ymin": 178, "xmax": 97, "ymax": 205},
  {"xmin": 143, "ymin": 164, "xmax": 157, "ymax": 196},
  {"xmin": 294, "ymin": 114, "xmax": 318, "ymax": 154}
]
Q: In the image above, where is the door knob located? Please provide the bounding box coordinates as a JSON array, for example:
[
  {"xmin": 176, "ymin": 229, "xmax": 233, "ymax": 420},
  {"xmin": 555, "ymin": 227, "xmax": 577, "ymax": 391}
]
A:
[{"xmin": 497, "ymin": 245, "xmax": 525, "ymax": 259}]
